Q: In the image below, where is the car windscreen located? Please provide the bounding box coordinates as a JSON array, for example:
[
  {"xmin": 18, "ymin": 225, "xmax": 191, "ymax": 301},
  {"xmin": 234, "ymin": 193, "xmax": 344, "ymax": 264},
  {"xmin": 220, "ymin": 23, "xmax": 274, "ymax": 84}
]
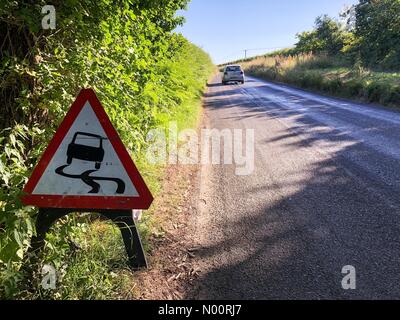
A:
[
  {"xmin": 226, "ymin": 66, "xmax": 241, "ymax": 72},
  {"xmin": 75, "ymin": 134, "xmax": 101, "ymax": 148}
]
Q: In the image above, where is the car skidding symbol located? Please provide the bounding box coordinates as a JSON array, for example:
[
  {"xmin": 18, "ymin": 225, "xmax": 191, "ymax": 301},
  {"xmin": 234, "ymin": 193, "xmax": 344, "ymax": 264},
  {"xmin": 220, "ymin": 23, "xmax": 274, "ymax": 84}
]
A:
[
  {"xmin": 67, "ymin": 132, "xmax": 106, "ymax": 169},
  {"xmin": 56, "ymin": 131, "xmax": 126, "ymax": 194}
]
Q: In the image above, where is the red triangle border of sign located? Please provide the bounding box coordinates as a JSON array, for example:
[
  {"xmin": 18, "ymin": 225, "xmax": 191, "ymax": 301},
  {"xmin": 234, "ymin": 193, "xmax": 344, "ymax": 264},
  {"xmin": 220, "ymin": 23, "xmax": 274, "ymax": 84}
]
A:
[{"xmin": 22, "ymin": 89, "xmax": 153, "ymax": 210}]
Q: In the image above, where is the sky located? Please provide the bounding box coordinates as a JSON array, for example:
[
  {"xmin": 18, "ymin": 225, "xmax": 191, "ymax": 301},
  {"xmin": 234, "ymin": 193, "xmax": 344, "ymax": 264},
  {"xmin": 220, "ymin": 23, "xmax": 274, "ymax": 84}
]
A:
[{"xmin": 175, "ymin": 0, "xmax": 358, "ymax": 64}]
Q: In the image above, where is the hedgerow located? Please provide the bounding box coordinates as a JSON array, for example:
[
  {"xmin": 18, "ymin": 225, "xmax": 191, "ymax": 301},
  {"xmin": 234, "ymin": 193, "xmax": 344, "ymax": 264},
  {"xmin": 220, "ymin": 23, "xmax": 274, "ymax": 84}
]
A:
[{"xmin": 0, "ymin": 0, "xmax": 213, "ymax": 298}]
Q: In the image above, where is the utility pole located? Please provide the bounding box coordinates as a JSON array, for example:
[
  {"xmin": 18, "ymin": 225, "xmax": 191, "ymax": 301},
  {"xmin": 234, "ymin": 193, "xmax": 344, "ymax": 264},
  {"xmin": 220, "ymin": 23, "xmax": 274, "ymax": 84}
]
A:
[{"xmin": 242, "ymin": 47, "xmax": 287, "ymax": 61}]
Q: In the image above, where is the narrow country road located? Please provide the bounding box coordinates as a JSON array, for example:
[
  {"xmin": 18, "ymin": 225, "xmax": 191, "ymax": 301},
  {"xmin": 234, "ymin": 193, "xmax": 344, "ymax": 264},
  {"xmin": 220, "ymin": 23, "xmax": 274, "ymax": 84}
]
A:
[{"xmin": 189, "ymin": 75, "xmax": 400, "ymax": 300}]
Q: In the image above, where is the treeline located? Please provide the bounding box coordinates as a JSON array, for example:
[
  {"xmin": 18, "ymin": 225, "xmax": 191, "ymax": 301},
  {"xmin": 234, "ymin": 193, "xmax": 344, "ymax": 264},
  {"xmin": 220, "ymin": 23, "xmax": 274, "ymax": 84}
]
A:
[
  {"xmin": 238, "ymin": 0, "xmax": 400, "ymax": 107},
  {"xmin": 274, "ymin": 0, "xmax": 400, "ymax": 70},
  {"xmin": 0, "ymin": 0, "xmax": 213, "ymax": 298}
]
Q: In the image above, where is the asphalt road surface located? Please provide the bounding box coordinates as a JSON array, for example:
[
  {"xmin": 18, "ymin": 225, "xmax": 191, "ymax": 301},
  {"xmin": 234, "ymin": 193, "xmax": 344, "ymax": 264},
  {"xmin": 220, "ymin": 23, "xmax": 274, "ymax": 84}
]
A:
[{"xmin": 190, "ymin": 75, "xmax": 400, "ymax": 300}]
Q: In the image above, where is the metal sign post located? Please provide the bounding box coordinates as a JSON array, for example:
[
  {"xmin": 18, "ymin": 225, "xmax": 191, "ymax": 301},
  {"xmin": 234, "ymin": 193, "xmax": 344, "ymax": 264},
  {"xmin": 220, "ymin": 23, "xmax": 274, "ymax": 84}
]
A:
[
  {"xmin": 22, "ymin": 89, "xmax": 153, "ymax": 270},
  {"xmin": 28, "ymin": 208, "xmax": 147, "ymax": 269}
]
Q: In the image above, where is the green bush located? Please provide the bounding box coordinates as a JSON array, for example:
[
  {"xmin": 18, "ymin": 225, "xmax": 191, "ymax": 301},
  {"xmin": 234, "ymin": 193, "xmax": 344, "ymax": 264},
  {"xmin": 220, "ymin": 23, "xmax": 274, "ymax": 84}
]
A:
[
  {"xmin": 366, "ymin": 82, "xmax": 389, "ymax": 103},
  {"xmin": 345, "ymin": 79, "xmax": 365, "ymax": 97},
  {"xmin": 389, "ymin": 86, "xmax": 400, "ymax": 105},
  {"xmin": 304, "ymin": 72, "xmax": 324, "ymax": 90},
  {"xmin": 0, "ymin": 0, "xmax": 214, "ymax": 299},
  {"xmin": 326, "ymin": 78, "xmax": 343, "ymax": 94}
]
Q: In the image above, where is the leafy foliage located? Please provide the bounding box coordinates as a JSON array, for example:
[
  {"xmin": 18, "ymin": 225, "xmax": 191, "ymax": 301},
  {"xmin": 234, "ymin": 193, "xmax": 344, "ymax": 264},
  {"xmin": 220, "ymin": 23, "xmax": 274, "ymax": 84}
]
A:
[
  {"xmin": 354, "ymin": 0, "xmax": 400, "ymax": 69},
  {"xmin": 0, "ymin": 0, "xmax": 213, "ymax": 298},
  {"xmin": 295, "ymin": 15, "xmax": 350, "ymax": 56},
  {"xmin": 293, "ymin": 0, "xmax": 400, "ymax": 70}
]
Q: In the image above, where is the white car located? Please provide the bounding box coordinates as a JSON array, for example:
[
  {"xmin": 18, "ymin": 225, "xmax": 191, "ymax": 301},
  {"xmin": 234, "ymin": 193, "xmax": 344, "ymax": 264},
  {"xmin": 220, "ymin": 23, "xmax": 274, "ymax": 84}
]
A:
[{"xmin": 222, "ymin": 65, "xmax": 245, "ymax": 85}]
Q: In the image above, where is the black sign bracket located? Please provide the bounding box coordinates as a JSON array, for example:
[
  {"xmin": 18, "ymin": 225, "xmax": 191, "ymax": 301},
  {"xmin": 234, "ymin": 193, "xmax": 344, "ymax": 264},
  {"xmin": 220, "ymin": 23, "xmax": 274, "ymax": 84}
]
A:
[{"xmin": 28, "ymin": 208, "xmax": 147, "ymax": 270}]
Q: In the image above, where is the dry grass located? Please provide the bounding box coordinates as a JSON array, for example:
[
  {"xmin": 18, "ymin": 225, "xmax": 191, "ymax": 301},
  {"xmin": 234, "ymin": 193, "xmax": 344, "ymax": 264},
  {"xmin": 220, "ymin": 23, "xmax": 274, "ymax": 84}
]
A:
[
  {"xmin": 241, "ymin": 53, "xmax": 400, "ymax": 107},
  {"xmin": 242, "ymin": 53, "xmax": 343, "ymax": 75}
]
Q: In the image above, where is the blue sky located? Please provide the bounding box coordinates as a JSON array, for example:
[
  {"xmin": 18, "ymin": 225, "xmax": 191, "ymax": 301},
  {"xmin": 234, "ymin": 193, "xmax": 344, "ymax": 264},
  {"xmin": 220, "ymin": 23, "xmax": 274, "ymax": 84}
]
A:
[{"xmin": 175, "ymin": 0, "xmax": 358, "ymax": 64}]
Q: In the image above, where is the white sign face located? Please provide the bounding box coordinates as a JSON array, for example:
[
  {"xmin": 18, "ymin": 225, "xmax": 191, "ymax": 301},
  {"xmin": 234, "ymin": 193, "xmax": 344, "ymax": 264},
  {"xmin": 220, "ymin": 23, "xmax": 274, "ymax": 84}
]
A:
[{"xmin": 32, "ymin": 102, "xmax": 138, "ymax": 197}]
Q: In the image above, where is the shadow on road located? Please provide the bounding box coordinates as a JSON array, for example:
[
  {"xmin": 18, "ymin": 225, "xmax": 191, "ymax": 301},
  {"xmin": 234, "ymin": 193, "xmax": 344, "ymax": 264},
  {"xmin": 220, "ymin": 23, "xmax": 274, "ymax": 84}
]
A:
[
  {"xmin": 207, "ymin": 82, "xmax": 223, "ymax": 88},
  {"xmin": 185, "ymin": 78, "xmax": 400, "ymax": 299}
]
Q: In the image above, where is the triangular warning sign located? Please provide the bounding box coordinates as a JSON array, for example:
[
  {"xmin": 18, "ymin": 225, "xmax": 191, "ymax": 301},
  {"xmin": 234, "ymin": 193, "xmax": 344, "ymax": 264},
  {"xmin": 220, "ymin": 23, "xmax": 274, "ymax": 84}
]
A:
[{"xmin": 22, "ymin": 89, "xmax": 153, "ymax": 210}]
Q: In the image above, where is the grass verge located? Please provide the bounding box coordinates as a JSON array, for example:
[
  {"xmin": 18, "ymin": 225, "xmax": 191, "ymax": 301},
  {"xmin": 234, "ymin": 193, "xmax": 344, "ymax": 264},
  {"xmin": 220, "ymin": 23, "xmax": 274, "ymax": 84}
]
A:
[
  {"xmin": 240, "ymin": 53, "xmax": 400, "ymax": 108},
  {"xmin": 6, "ymin": 95, "xmax": 206, "ymax": 300}
]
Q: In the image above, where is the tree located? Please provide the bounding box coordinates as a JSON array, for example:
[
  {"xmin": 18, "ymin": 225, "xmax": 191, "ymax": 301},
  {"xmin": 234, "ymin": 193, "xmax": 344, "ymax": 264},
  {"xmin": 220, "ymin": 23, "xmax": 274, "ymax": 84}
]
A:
[
  {"xmin": 295, "ymin": 15, "xmax": 349, "ymax": 56},
  {"xmin": 314, "ymin": 15, "xmax": 348, "ymax": 55},
  {"xmin": 354, "ymin": 0, "xmax": 400, "ymax": 69},
  {"xmin": 295, "ymin": 30, "xmax": 323, "ymax": 53}
]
